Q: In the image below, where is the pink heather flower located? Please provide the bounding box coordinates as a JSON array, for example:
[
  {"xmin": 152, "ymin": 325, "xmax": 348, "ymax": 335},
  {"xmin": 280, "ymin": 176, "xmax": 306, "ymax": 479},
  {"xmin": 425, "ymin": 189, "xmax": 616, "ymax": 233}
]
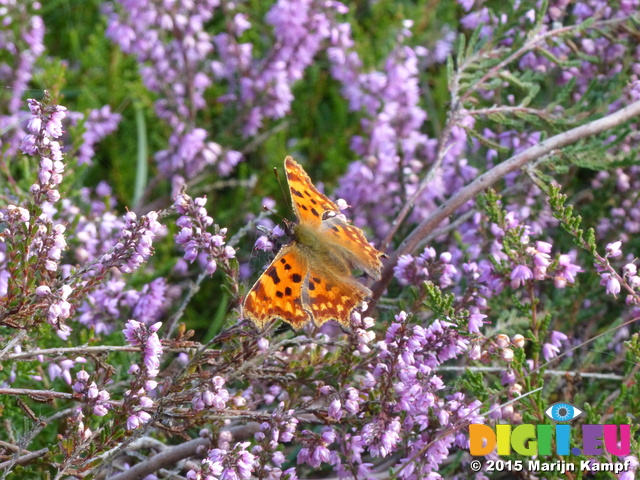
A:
[
  {"xmin": 554, "ymin": 254, "xmax": 581, "ymax": 288},
  {"xmin": 536, "ymin": 241, "xmax": 552, "ymax": 254},
  {"xmin": 254, "ymin": 235, "xmax": 273, "ymax": 251},
  {"xmin": 550, "ymin": 331, "xmax": 568, "ymax": 347},
  {"xmin": 256, "ymin": 338, "xmax": 269, "ymax": 352},
  {"xmin": 469, "ymin": 344, "xmax": 481, "ymax": 360},
  {"xmin": 93, "ymin": 405, "xmax": 109, "ymax": 417},
  {"xmin": 123, "ymin": 319, "xmax": 143, "ymax": 344},
  {"xmin": 123, "ymin": 319, "xmax": 163, "ymax": 380},
  {"xmin": 624, "ymin": 263, "xmax": 637, "ymax": 276},
  {"xmin": 601, "ymin": 273, "xmax": 622, "ymax": 295},
  {"xmin": 328, "ymin": 398, "xmax": 342, "ymax": 420},
  {"xmin": 542, "ymin": 343, "xmax": 560, "ymax": 361},
  {"xmin": 501, "ymin": 348, "xmax": 514, "ymax": 362},
  {"xmin": 606, "ymin": 240, "xmax": 622, "ymax": 257},
  {"xmin": 35, "ymin": 285, "xmax": 51, "ymax": 296},
  {"xmin": 126, "ymin": 411, "xmax": 151, "ymax": 430},
  {"xmin": 608, "ymin": 276, "xmax": 621, "ymax": 295},
  {"xmin": 510, "ymin": 264, "xmax": 533, "ymax": 288},
  {"xmin": 7, "ymin": 205, "xmax": 30, "ymax": 223},
  {"xmin": 344, "ymin": 388, "xmax": 361, "ymax": 414},
  {"xmin": 467, "ymin": 310, "xmax": 486, "ymax": 334},
  {"xmin": 361, "ymin": 418, "xmax": 401, "ymax": 458}
]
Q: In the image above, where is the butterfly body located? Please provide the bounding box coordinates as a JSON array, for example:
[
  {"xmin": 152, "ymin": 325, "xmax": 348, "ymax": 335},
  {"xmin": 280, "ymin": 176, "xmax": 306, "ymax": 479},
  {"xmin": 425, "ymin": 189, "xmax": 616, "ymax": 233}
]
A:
[
  {"xmin": 244, "ymin": 157, "xmax": 384, "ymax": 329},
  {"xmin": 293, "ymin": 223, "xmax": 352, "ymax": 277}
]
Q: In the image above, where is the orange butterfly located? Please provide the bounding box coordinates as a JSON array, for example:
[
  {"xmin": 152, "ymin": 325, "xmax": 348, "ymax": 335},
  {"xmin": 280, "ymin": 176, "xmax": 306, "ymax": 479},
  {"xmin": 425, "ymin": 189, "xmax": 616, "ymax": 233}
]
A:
[{"xmin": 243, "ymin": 156, "xmax": 384, "ymax": 329}]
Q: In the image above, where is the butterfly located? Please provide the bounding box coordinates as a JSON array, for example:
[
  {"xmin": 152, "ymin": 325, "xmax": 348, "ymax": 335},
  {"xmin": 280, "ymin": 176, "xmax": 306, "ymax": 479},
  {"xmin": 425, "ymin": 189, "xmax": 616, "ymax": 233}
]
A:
[{"xmin": 243, "ymin": 156, "xmax": 385, "ymax": 329}]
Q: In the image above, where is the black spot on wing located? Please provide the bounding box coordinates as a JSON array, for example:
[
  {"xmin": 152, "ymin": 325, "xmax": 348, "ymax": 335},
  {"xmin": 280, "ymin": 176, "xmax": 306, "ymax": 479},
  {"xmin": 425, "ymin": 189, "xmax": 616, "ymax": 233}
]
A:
[
  {"xmin": 309, "ymin": 282, "xmax": 315, "ymax": 291},
  {"xmin": 276, "ymin": 291, "xmax": 284, "ymax": 298},
  {"xmin": 267, "ymin": 267, "xmax": 281, "ymax": 285},
  {"xmin": 292, "ymin": 273, "xmax": 302, "ymax": 283},
  {"xmin": 285, "ymin": 287, "xmax": 292, "ymax": 296},
  {"xmin": 291, "ymin": 187, "xmax": 304, "ymax": 198},
  {"xmin": 312, "ymin": 277, "xmax": 321, "ymax": 284},
  {"xmin": 311, "ymin": 208, "xmax": 319, "ymax": 217}
]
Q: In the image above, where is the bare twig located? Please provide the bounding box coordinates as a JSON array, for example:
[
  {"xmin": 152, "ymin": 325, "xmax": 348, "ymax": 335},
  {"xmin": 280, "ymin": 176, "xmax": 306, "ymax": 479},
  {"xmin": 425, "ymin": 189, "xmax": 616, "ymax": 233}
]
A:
[
  {"xmin": 104, "ymin": 437, "xmax": 211, "ymax": 480},
  {"xmin": 0, "ymin": 448, "xmax": 49, "ymax": 470},
  {"xmin": 0, "ymin": 388, "xmax": 124, "ymax": 408},
  {"xmin": 0, "ymin": 331, "xmax": 26, "ymax": 363},
  {"xmin": 6, "ymin": 345, "xmax": 142, "ymax": 360},
  {"xmin": 0, "ymin": 441, "xmax": 28, "ymax": 455},
  {"xmin": 436, "ymin": 365, "xmax": 624, "ymax": 380}
]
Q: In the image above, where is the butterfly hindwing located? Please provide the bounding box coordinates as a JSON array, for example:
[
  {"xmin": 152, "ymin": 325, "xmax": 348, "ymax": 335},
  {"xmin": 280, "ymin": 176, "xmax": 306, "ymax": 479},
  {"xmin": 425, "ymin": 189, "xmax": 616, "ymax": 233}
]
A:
[{"xmin": 306, "ymin": 267, "xmax": 371, "ymax": 326}]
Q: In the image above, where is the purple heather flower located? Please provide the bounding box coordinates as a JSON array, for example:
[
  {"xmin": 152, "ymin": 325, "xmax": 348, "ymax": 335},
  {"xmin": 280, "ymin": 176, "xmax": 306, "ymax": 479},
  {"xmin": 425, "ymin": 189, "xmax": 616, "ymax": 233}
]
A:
[
  {"xmin": 510, "ymin": 264, "xmax": 533, "ymax": 288},
  {"xmin": 361, "ymin": 418, "xmax": 401, "ymax": 457},
  {"xmin": 327, "ymin": 398, "xmax": 342, "ymax": 420},
  {"xmin": 74, "ymin": 105, "xmax": 122, "ymax": 166},
  {"xmin": 550, "ymin": 331, "xmax": 568, "ymax": 347},
  {"xmin": 123, "ymin": 319, "xmax": 163, "ymax": 379},
  {"xmin": 174, "ymin": 193, "xmax": 235, "ymax": 275},
  {"xmin": 195, "ymin": 442, "xmax": 256, "ymax": 479},
  {"xmin": 554, "ymin": 254, "xmax": 582, "ymax": 288},
  {"xmin": 106, "ymin": 0, "xmax": 222, "ymax": 177},
  {"xmin": 468, "ymin": 310, "xmax": 487, "ymax": 334},
  {"xmin": 601, "ymin": 273, "xmax": 622, "ymax": 295},
  {"xmin": 254, "ymin": 235, "xmax": 274, "ymax": 252},
  {"xmin": 126, "ymin": 410, "xmax": 152, "ymax": 430},
  {"xmin": 131, "ymin": 277, "xmax": 168, "ymax": 325},
  {"xmin": 624, "ymin": 263, "xmax": 637, "ymax": 277},
  {"xmin": 606, "ymin": 240, "xmax": 623, "ymax": 257},
  {"xmin": 542, "ymin": 343, "xmax": 560, "ymax": 361}
]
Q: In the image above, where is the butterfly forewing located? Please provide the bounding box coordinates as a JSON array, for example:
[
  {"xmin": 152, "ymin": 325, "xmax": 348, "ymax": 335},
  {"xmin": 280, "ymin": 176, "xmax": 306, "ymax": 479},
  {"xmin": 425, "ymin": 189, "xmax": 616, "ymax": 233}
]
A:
[
  {"xmin": 244, "ymin": 246, "xmax": 312, "ymax": 329},
  {"xmin": 284, "ymin": 156, "xmax": 340, "ymax": 227}
]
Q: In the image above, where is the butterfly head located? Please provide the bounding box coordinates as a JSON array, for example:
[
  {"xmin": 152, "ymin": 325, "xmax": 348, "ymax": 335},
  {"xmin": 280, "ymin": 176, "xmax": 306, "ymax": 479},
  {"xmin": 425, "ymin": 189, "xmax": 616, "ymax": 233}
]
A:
[{"xmin": 282, "ymin": 217, "xmax": 297, "ymax": 238}]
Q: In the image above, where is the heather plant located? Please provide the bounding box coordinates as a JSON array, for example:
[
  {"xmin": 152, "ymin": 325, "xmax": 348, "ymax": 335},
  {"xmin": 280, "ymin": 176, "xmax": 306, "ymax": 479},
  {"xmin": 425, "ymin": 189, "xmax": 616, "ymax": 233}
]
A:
[{"xmin": 1, "ymin": 1, "xmax": 640, "ymax": 479}]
